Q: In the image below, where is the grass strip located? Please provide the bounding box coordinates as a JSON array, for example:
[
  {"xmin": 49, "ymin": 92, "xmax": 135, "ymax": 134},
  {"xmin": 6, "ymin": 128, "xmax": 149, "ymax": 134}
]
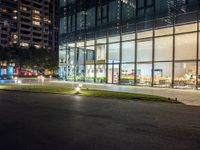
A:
[{"xmin": 0, "ymin": 84, "xmax": 180, "ymax": 103}]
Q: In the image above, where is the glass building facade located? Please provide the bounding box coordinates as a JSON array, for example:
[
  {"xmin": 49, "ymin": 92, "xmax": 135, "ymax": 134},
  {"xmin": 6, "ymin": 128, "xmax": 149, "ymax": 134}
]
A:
[{"xmin": 59, "ymin": 0, "xmax": 200, "ymax": 89}]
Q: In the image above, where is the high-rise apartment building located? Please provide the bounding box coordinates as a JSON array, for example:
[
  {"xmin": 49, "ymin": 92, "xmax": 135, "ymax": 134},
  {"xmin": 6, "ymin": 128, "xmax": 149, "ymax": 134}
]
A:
[
  {"xmin": 59, "ymin": 0, "xmax": 200, "ymax": 90},
  {"xmin": 0, "ymin": 0, "xmax": 59, "ymax": 51},
  {"xmin": 0, "ymin": 0, "xmax": 18, "ymax": 47}
]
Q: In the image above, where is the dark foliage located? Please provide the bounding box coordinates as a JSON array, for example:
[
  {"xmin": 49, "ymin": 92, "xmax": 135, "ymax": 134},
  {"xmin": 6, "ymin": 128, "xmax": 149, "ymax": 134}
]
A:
[{"xmin": 0, "ymin": 45, "xmax": 58, "ymax": 73}]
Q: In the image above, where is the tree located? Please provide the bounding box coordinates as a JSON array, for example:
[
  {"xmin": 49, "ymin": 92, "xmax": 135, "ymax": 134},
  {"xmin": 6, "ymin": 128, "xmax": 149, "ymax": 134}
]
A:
[
  {"xmin": 1, "ymin": 45, "xmax": 58, "ymax": 74},
  {"xmin": 0, "ymin": 45, "xmax": 9, "ymax": 61}
]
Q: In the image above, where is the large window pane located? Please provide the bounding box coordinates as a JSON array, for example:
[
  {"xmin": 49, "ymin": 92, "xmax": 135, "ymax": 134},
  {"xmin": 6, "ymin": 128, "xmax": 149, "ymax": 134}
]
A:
[
  {"xmin": 155, "ymin": 36, "xmax": 173, "ymax": 61},
  {"xmin": 86, "ymin": 40, "xmax": 95, "ymax": 46},
  {"xmin": 174, "ymin": 62, "xmax": 196, "ymax": 88},
  {"xmin": 76, "ymin": 65, "xmax": 85, "ymax": 81},
  {"xmin": 122, "ymin": 41, "xmax": 135, "ymax": 63},
  {"xmin": 77, "ymin": 48, "xmax": 84, "ymax": 65},
  {"xmin": 96, "ymin": 65, "xmax": 106, "ymax": 83},
  {"xmin": 108, "ymin": 43, "xmax": 120, "ymax": 63},
  {"xmin": 198, "ymin": 62, "xmax": 200, "ymax": 89},
  {"xmin": 86, "ymin": 8, "xmax": 95, "ymax": 28},
  {"xmin": 108, "ymin": 64, "xmax": 119, "ymax": 84},
  {"xmin": 121, "ymin": 64, "xmax": 135, "ymax": 85},
  {"xmin": 109, "ymin": 1, "xmax": 120, "ymax": 23},
  {"xmin": 86, "ymin": 65, "xmax": 94, "ymax": 82},
  {"xmin": 154, "ymin": 62, "xmax": 172, "ymax": 87},
  {"xmin": 122, "ymin": 1, "xmax": 135, "ymax": 21},
  {"xmin": 96, "ymin": 44, "xmax": 107, "ymax": 64},
  {"xmin": 155, "ymin": 27, "xmax": 173, "ymax": 36},
  {"xmin": 76, "ymin": 41, "xmax": 84, "ymax": 47},
  {"xmin": 109, "ymin": 36, "xmax": 120, "ymax": 43},
  {"xmin": 137, "ymin": 39, "xmax": 152, "ymax": 62},
  {"xmin": 137, "ymin": 30, "xmax": 153, "ymax": 39},
  {"xmin": 199, "ymin": 32, "xmax": 200, "ymax": 60},
  {"xmin": 68, "ymin": 47, "xmax": 76, "ymax": 65},
  {"xmin": 175, "ymin": 23, "xmax": 197, "ymax": 34},
  {"xmin": 97, "ymin": 38, "xmax": 106, "ymax": 44},
  {"xmin": 122, "ymin": 33, "xmax": 135, "ymax": 41},
  {"xmin": 175, "ymin": 33, "xmax": 197, "ymax": 60},
  {"xmin": 67, "ymin": 65, "xmax": 75, "ymax": 81},
  {"xmin": 86, "ymin": 46, "xmax": 95, "ymax": 64},
  {"xmin": 137, "ymin": 63, "xmax": 152, "ymax": 86}
]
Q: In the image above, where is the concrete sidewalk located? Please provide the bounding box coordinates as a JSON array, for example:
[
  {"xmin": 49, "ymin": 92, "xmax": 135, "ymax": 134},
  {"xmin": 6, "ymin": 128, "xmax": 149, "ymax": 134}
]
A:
[{"xmin": 47, "ymin": 80, "xmax": 200, "ymax": 106}]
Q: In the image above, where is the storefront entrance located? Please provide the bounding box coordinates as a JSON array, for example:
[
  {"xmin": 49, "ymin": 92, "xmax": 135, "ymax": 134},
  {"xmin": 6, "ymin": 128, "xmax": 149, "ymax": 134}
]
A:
[{"xmin": 107, "ymin": 64, "xmax": 119, "ymax": 84}]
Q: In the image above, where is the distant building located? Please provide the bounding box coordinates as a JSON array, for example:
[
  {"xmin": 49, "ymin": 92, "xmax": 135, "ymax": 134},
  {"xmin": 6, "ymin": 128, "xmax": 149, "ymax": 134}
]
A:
[
  {"xmin": 0, "ymin": 0, "xmax": 18, "ymax": 47},
  {"xmin": 0, "ymin": 0, "xmax": 59, "ymax": 51},
  {"xmin": 59, "ymin": 0, "xmax": 200, "ymax": 90}
]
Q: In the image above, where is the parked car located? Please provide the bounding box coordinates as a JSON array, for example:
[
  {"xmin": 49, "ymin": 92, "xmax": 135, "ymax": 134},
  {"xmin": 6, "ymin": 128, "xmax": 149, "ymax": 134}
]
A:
[{"xmin": 18, "ymin": 70, "xmax": 39, "ymax": 77}]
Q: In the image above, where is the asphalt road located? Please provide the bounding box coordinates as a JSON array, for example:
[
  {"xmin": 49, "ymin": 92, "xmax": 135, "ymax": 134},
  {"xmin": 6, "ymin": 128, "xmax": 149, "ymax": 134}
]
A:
[{"xmin": 0, "ymin": 90, "xmax": 199, "ymax": 150}]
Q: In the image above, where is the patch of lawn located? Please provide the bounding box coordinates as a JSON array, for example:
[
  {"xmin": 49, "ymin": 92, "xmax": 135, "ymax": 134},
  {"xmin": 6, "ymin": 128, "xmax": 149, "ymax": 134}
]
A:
[
  {"xmin": 0, "ymin": 84, "xmax": 180, "ymax": 103},
  {"xmin": 80, "ymin": 89, "xmax": 179, "ymax": 103},
  {"xmin": 0, "ymin": 84, "xmax": 74, "ymax": 94}
]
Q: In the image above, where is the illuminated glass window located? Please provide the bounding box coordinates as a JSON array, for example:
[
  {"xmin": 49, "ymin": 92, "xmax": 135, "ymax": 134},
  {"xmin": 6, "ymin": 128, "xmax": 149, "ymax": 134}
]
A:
[
  {"xmin": 155, "ymin": 36, "xmax": 173, "ymax": 61},
  {"xmin": 175, "ymin": 33, "xmax": 197, "ymax": 60},
  {"xmin": 137, "ymin": 39, "xmax": 152, "ymax": 62}
]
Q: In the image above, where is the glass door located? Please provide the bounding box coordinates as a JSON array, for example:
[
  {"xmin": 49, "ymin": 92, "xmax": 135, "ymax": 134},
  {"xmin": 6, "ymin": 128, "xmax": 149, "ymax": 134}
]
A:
[{"xmin": 107, "ymin": 63, "xmax": 119, "ymax": 84}]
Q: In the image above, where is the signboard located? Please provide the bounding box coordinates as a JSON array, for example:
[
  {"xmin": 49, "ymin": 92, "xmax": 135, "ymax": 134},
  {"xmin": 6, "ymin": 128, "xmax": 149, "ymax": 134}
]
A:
[
  {"xmin": 7, "ymin": 66, "xmax": 14, "ymax": 76},
  {"xmin": 0, "ymin": 68, "xmax": 4, "ymax": 78}
]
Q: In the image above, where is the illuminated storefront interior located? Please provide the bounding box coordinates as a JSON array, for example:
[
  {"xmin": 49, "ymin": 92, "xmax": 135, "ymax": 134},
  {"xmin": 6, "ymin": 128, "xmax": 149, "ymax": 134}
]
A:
[{"xmin": 59, "ymin": 0, "xmax": 200, "ymax": 89}]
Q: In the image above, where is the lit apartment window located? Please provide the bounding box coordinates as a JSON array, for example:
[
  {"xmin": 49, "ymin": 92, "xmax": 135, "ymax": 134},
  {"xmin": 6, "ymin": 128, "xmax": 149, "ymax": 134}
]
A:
[
  {"xmin": 20, "ymin": 42, "xmax": 29, "ymax": 47},
  {"xmin": 13, "ymin": 10, "xmax": 17, "ymax": 13},
  {"xmin": 33, "ymin": 15, "xmax": 41, "ymax": 21},
  {"xmin": 13, "ymin": 16, "xmax": 17, "ymax": 20},
  {"xmin": 34, "ymin": 44, "xmax": 41, "ymax": 48},
  {"xmin": 13, "ymin": 34, "xmax": 18, "ymax": 39},
  {"xmin": 33, "ymin": 21, "xmax": 41, "ymax": 26},
  {"xmin": 20, "ymin": 6, "xmax": 28, "ymax": 11},
  {"xmin": 32, "ymin": 10, "xmax": 41, "ymax": 14}
]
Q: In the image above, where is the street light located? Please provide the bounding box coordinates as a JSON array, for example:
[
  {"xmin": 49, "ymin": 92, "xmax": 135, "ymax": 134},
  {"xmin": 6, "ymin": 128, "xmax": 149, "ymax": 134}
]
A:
[
  {"xmin": 75, "ymin": 87, "xmax": 81, "ymax": 94},
  {"xmin": 17, "ymin": 80, "xmax": 22, "ymax": 84},
  {"xmin": 79, "ymin": 83, "xmax": 83, "ymax": 88}
]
